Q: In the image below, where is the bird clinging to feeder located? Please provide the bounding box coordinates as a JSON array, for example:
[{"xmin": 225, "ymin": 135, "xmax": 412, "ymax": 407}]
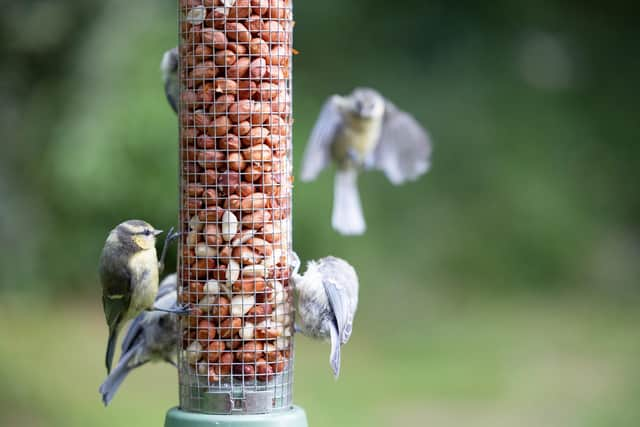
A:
[
  {"xmin": 99, "ymin": 220, "xmax": 181, "ymax": 374},
  {"xmin": 293, "ymin": 256, "xmax": 359, "ymax": 378}
]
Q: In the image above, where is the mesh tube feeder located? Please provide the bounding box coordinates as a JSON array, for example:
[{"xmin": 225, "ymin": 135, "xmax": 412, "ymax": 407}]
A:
[{"xmin": 166, "ymin": 0, "xmax": 307, "ymax": 425}]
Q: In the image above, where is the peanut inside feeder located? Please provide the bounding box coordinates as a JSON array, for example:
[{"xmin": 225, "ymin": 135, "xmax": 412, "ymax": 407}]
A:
[{"xmin": 177, "ymin": 0, "xmax": 294, "ymax": 415}]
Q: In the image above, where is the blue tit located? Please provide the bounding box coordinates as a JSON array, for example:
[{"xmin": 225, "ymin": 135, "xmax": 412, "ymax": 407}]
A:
[
  {"xmin": 161, "ymin": 47, "xmax": 179, "ymax": 114},
  {"xmin": 301, "ymin": 87, "xmax": 432, "ymax": 235},
  {"xmin": 99, "ymin": 220, "xmax": 180, "ymax": 374},
  {"xmin": 99, "ymin": 274, "xmax": 179, "ymax": 406},
  {"xmin": 293, "ymin": 256, "xmax": 359, "ymax": 378}
]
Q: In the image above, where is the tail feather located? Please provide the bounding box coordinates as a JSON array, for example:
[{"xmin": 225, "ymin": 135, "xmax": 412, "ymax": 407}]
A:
[
  {"xmin": 99, "ymin": 347, "xmax": 136, "ymax": 406},
  {"xmin": 105, "ymin": 327, "xmax": 119, "ymax": 374},
  {"xmin": 329, "ymin": 324, "xmax": 341, "ymax": 379},
  {"xmin": 332, "ymin": 169, "xmax": 365, "ymax": 235}
]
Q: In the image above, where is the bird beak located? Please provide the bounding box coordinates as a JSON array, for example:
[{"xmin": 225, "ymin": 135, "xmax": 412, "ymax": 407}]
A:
[{"xmin": 153, "ymin": 229, "xmax": 164, "ymax": 237}]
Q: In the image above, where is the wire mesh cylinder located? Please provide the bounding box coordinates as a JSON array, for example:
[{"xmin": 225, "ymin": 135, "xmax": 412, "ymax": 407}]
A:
[{"xmin": 177, "ymin": 0, "xmax": 294, "ymax": 415}]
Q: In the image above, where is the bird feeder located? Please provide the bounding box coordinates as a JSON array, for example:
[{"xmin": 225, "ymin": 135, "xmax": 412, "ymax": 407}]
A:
[{"xmin": 165, "ymin": 0, "xmax": 306, "ymax": 426}]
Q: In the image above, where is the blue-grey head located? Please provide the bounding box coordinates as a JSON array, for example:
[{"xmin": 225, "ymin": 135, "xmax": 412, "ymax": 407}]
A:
[
  {"xmin": 350, "ymin": 87, "xmax": 386, "ymax": 119},
  {"xmin": 161, "ymin": 48, "xmax": 179, "ymax": 81},
  {"xmin": 114, "ymin": 219, "xmax": 163, "ymax": 251}
]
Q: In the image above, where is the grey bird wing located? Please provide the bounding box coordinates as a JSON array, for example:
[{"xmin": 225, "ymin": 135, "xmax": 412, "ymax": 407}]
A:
[
  {"xmin": 157, "ymin": 274, "xmax": 177, "ymax": 300},
  {"xmin": 323, "ymin": 279, "xmax": 353, "ymax": 378},
  {"xmin": 120, "ymin": 314, "xmax": 145, "ymax": 355},
  {"xmin": 323, "ymin": 279, "xmax": 353, "ymax": 345},
  {"xmin": 301, "ymin": 95, "xmax": 343, "ymax": 182},
  {"xmin": 374, "ymin": 100, "xmax": 432, "ymax": 185}
]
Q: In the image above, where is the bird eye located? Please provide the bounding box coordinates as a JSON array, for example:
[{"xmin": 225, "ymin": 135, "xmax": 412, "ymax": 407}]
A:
[{"xmin": 144, "ymin": 229, "xmax": 151, "ymax": 236}]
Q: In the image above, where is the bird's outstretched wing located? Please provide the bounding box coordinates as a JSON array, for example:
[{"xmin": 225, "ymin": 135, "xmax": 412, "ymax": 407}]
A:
[
  {"xmin": 374, "ymin": 100, "xmax": 432, "ymax": 185},
  {"xmin": 301, "ymin": 95, "xmax": 343, "ymax": 181}
]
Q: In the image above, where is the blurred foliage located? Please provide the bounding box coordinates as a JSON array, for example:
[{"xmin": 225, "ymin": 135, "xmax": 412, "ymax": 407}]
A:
[{"xmin": 1, "ymin": 0, "xmax": 639, "ymax": 295}]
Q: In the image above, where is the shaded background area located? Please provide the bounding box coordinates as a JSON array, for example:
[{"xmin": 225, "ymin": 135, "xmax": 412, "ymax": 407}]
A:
[{"xmin": 1, "ymin": 1, "xmax": 639, "ymax": 426}]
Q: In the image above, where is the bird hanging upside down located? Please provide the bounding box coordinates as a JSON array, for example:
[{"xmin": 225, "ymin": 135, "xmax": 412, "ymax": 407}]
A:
[{"xmin": 293, "ymin": 256, "xmax": 359, "ymax": 378}]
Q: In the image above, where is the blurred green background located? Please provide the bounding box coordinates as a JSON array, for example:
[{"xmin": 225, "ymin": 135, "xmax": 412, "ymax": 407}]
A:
[{"xmin": 1, "ymin": 0, "xmax": 639, "ymax": 426}]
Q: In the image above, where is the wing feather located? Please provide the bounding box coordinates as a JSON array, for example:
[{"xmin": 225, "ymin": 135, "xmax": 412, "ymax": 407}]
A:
[
  {"xmin": 300, "ymin": 95, "xmax": 343, "ymax": 181},
  {"xmin": 374, "ymin": 100, "xmax": 432, "ymax": 185},
  {"xmin": 120, "ymin": 316, "xmax": 144, "ymax": 355},
  {"xmin": 157, "ymin": 274, "xmax": 177, "ymax": 300},
  {"xmin": 323, "ymin": 280, "xmax": 351, "ymax": 344}
]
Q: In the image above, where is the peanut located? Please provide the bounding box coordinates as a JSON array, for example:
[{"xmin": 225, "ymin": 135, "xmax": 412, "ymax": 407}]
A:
[
  {"xmin": 250, "ymin": 0, "xmax": 269, "ymax": 16},
  {"xmin": 240, "ymin": 192, "xmax": 268, "ymax": 210},
  {"xmin": 206, "ymin": 115, "xmax": 233, "ymax": 136},
  {"xmin": 197, "ymin": 320, "xmax": 217, "ymax": 341},
  {"xmin": 232, "ymin": 247, "xmax": 262, "ymax": 266},
  {"xmin": 237, "ymin": 80, "xmax": 258, "ymax": 100},
  {"xmin": 206, "ymin": 340, "xmax": 226, "ymax": 362},
  {"xmin": 230, "ymin": 294, "xmax": 256, "ymax": 316},
  {"xmin": 249, "ymin": 37, "xmax": 270, "ymax": 57},
  {"xmin": 260, "ymin": 20, "xmax": 287, "ymax": 44},
  {"xmin": 242, "ymin": 209, "xmax": 272, "ymax": 229},
  {"xmin": 212, "ymin": 94, "xmax": 236, "ymax": 114},
  {"xmin": 228, "ymin": 152, "xmax": 246, "ymax": 171},
  {"xmin": 241, "ymin": 127, "xmax": 270, "ymax": 147},
  {"xmin": 221, "ymin": 210, "xmax": 239, "ymax": 241},
  {"xmin": 212, "ymin": 295, "xmax": 231, "ymax": 317},
  {"xmin": 243, "ymin": 144, "xmax": 272, "ymax": 162},
  {"xmin": 218, "ymin": 318, "xmax": 242, "ymax": 338},
  {"xmin": 228, "ymin": 0, "xmax": 251, "ymax": 19},
  {"xmin": 256, "ymin": 358, "xmax": 274, "ymax": 382},
  {"xmin": 227, "ymin": 56, "xmax": 251, "ymax": 79},
  {"xmin": 233, "ymin": 120, "xmax": 252, "ymax": 136},
  {"xmin": 186, "ymin": 341, "xmax": 203, "ymax": 365},
  {"xmin": 233, "ymin": 277, "xmax": 266, "ymax": 293},
  {"xmin": 228, "ymin": 99, "xmax": 252, "ymax": 123},
  {"xmin": 238, "ymin": 341, "xmax": 264, "ymax": 362},
  {"xmin": 214, "ymin": 49, "xmax": 236, "ymax": 67},
  {"xmin": 226, "ymin": 22, "xmax": 251, "ymax": 43},
  {"xmin": 205, "ymin": 223, "xmax": 223, "ymax": 247}
]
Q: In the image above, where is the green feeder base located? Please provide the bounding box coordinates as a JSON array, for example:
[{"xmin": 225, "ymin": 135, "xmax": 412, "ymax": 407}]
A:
[{"xmin": 165, "ymin": 407, "xmax": 308, "ymax": 427}]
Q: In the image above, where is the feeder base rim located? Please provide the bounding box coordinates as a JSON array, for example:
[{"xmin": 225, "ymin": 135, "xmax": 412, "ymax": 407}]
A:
[{"xmin": 165, "ymin": 406, "xmax": 308, "ymax": 427}]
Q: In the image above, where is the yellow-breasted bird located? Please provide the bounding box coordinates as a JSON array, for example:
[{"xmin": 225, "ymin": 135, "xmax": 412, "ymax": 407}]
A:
[
  {"xmin": 99, "ymin": 219, "xmax": 180, "ymax": 374},
  {"xmin": 301, "ymin": 87, "xmax": 432, "ymax": 235}
]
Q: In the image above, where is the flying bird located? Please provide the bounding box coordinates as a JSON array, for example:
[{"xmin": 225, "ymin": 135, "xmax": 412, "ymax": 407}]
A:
[{"xmin": 301, "ymin": 87, "xmax": 432, "ymax": 235}]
